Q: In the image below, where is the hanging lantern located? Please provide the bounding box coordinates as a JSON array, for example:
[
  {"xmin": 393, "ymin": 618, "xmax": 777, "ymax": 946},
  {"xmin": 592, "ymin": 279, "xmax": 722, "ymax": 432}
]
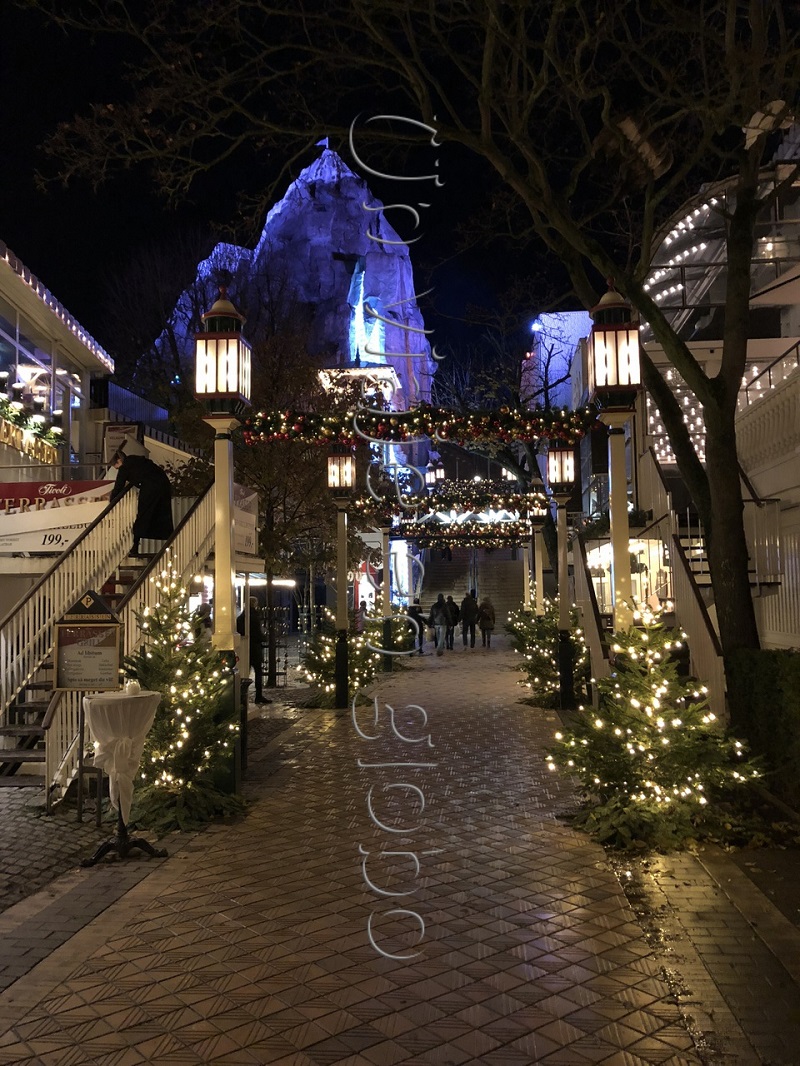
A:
[
  {"xmin": 547, "ymin": 445, "xmax": 576, "ymax": 492},
  {"xmin": 435, "ymin": 460, "xmax": 446, "ymax": 481},
  {"xmin": 425, "ymin": 461, "xmax": 437, "ymax": 488},
  {"xmin": 194, "ymin": 287, "xmax": 252, "ymax": 411},
  {"xmin": 328, "ymin": 444, "xmax": 356, "ymax": 498},
  {"xmin": 587, "ymin": 280, "xmax": 641, "ymax": 410},
  {"xmin": 527, "ymin": 494, "xmax": 550, "ymax": 524}
]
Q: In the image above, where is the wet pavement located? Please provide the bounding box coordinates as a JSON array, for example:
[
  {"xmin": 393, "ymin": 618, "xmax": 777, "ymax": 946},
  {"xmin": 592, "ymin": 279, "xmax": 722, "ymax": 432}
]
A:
[{"xmin": 0, "ymin": 637, "xmax": 798, "ymax": 1064}]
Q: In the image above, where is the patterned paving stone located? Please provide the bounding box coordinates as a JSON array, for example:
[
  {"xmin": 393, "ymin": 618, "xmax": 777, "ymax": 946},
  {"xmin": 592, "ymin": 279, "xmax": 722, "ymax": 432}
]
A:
[{"xmin": 0, "ymin": 636, "xmax": 794, "ymax": 1063}]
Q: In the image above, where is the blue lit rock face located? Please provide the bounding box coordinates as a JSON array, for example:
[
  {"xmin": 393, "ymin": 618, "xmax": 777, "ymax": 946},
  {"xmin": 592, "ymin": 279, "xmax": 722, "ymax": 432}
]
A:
[{"xmin": 167, "ymin": 148, "xmax": 435, "ymax": 405}]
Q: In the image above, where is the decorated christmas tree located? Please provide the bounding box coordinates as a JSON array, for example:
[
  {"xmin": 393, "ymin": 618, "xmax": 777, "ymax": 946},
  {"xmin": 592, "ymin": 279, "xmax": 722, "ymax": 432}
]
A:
[
  {"xmin": 506, "ymin": 598, "xmax": 588, "ymax": 707},
  {"xmin": 124, "ymin": 567, "xmax": 245, "ymax": 830},
  {"xmin": 301, "ymin": 607, "xmax": 414, "ymax": 705},
  {"xmin": 546, "ymin": 605, "xmax": 759, "ymax": 848}
]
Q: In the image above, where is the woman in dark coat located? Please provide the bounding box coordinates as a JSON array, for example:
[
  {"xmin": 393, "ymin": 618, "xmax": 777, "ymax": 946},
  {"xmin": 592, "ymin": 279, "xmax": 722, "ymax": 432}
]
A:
[
  {"xmin": 110, "ymin": 451, "xmax": 174, "ymax": 556},
  {"xmin": 478, "ymin": 596, "xmax": 496, "ymax": 648}
]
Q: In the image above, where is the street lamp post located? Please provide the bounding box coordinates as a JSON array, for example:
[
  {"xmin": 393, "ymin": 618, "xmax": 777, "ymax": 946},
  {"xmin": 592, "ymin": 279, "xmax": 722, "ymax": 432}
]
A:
[
  {"xmin": 528, "ymin": 497, "xmax": 549, "ymax": 617},
  {"xmin": 194, "ymin": 287, "xmax": 252, "ymax": 652},
  {"xmin": 379, "ymin": 523, "xmax": 393, "ymax": 672},
  {"xmin": 194, "ymin": 287, "xmax": 252, "ymax": 790},
  {"xmin": 587, "ymin": 281, "xmax": 642, "ymax": 632},
  {"xmin": 328, "ymin": 445, "xmax": 356, "ymax": 709},
  {"xmin": 547, "ymin": 445, "xmax": 576, "ymax": 710}
]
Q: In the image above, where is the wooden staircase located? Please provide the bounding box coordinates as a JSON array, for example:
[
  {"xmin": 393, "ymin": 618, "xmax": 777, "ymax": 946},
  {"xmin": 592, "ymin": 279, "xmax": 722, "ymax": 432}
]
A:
[
  {"xmin": 0, "ymin": 554, "xmax": 151, "ymax": 791},
  {"xmin": 0, "ymin": 674, "xmax": 52, "ymax": 788}
]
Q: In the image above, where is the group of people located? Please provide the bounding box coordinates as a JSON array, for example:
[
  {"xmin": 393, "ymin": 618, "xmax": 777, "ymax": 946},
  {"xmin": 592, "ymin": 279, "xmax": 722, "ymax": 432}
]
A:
[{"xmin": 408, "ymin": 589, "xmax": 496, "ymax": 656}]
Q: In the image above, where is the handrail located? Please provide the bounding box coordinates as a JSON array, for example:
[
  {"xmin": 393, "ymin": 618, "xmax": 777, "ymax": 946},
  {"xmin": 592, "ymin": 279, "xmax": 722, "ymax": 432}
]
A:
[
  {"xmin": 1, "ymin": 490, "xmax": 138, "ymax": 715},
  {"xmin": 632, "ymin": 511, "xmax": 671, "ymax": 541},
  {"xmin": 116, "ymin": 488, "xmax": 216, "ymax": 660},
  {"xmin": 671, "ymin": 535, "xmax": 723, "ymax": 656},
  {"xmin": 115, "ymin": 488, "xmax": 213, "ymax": 613},
  {"xmin": 646, "ymin": 444, "xmax": 672, "ymax": 498},
  {"xmin": 739, "ymin": 337, "xmax": 800, "ymax": 409},
  {"xmin": 670, "ymin": 533, "xmax": 726, "ymax": 719},
  {"xmin": 39, "ymin": 485, "xmax": 216, "ymax": 809},
  {"xmin": 573, "ymin": 535, "xmax": 610, "ymax": 697},
  {"xmin": 0, "ymin": 487, "xmax": 132, "ymax": 630}
]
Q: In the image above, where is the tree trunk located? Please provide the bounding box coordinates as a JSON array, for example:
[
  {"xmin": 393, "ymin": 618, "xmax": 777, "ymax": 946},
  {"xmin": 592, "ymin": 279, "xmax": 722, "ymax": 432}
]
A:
[
  {"xmin": 703, "ymin": 419, "xmax": 761, "ymax": 656},
  {"xmin": 266, "ymin": 568, "xmax": 278, "ymax": 688}
]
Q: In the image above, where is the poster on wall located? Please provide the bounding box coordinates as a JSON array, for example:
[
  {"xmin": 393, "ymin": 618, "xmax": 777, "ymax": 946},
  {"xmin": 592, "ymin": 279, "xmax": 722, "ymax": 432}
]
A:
[
  {"xmin": 55, "ymin": 591, "xmax": 122, "ymax": 691},
  {"xmin": 0, "ymin": 481, "xmax": 114, "ymax": 554},
  {"xmin": 103, "ymin": 423, "xmax": 146, "ymax": 464},
  {"xmin": 233, "ymin": 484, "xmax": 259, "ymax": 556}
]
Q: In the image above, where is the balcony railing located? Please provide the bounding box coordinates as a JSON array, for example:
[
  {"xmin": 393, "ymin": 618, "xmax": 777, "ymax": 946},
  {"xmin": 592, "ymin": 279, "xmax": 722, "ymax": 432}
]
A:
[{"xmin": 738, "ymin": 338, "xmax": 800, "ymax": 411}]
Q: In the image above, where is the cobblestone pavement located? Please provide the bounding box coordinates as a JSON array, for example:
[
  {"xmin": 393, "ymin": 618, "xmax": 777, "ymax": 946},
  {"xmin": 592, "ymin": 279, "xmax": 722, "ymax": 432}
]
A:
[{"xmin": 0, "ymin": 638, "xmax": 797, "ymax": 1063}]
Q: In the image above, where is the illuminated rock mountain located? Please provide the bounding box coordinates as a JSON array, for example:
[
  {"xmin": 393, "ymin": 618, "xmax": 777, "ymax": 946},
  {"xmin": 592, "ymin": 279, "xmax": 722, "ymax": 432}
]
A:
[{"xmin": 167, "ymin": 148, "xmax": 435, "ymax": 404}]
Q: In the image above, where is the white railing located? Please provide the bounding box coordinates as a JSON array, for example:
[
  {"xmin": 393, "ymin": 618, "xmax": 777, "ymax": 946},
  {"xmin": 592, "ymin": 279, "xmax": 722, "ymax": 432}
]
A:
[
  {"xmin": 118, "ymin": 490, "xmax": 215, "ymax": 658},
  {"xmin": 638, "ymin": 446, "xmax": 676, "ymax": 539},
  {"xmin": 757, "ymin": 528, "xmax": 800, "ymax": 648},
  {"xmin": 0, "ymin": 491, "xmax": 138, "ymax": 716},
  {"xmin": 740, "ymin": 470, "xmax": 782, "ymax": 585},
  {"xmin": 44, "ymin": 690, "xmax": 82, "ymax": 808},
  {"xmin": 573, "ymin": 537, "xmax": 610, "ymax": 700},
  {"xmin": 44, "ymin": 488, "xmax": 216, "ymax": 802},
  {"xmin": 671, "ymin": 535, "xmax": 726, "ymax": 719},
  {"xmin": 737, "ymin": 338, "xmax": 800, "ymax": 411}
]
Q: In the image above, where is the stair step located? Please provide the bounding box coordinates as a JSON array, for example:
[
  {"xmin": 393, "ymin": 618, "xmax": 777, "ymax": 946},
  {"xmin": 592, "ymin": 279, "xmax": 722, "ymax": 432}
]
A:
[
  {"xmin": 13, "ymin": 700, "xmax": 50, "ymax": 713},
  {"xmin": 0, "ymin": 749, "xmax": 46, "ymax": 763},
  {"xmin": 0, "ymin": 776, "xmax": 46, "ymax": 793},
  {"xmin": 24, "ymin": 679, "xmax": 53, "ymax": 692},
  {"xmin": 0, "ymin": 725, "xmax": 45, "ymax": 737}
]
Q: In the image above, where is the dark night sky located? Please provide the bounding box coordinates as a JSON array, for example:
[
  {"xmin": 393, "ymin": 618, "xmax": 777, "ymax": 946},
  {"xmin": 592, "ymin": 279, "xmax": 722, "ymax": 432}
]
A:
[
  {"xmin": 1, "ymin": 7, "xmax": 218, "ymax": 342},
  {"xmin": 0, "ymin": 6, "xmax": 540, "ymax": 361}
]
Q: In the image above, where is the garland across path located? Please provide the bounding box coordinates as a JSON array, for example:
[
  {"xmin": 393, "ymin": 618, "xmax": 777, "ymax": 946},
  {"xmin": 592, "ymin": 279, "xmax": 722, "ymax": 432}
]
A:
[
  {"xmin": 243, "ymin": 403, "xmax": 596, "ymax": 447},
  {"xmin": 396, "ymin": 517, "xmax": 532, "ymax": 549},
  {"xmin": 351, "ymin": 480, "xmax": 550, "ymax": 523}
]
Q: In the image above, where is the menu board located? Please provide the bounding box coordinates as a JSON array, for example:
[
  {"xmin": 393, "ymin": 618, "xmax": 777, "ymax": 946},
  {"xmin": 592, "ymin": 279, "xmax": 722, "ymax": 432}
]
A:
[
  {"xmin": 55, "ymin": 624, "xmax": 122, "ymax": 690},
  {"xmin": 54, "ymin": 590, "xmax": 122, "ymax": 691}
]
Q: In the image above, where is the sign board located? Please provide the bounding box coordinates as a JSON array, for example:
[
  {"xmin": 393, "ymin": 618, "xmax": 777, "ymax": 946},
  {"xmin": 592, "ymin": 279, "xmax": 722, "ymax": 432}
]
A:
[
  {"xmin": 0, "ymin": 482, "xmax": 113, "ymax": 554},
  {"xmin": 103, "ymin": 423, "xmax": 146, "ymax": 463},
  {"xmin": 55, "ymin": 591, "xmax": 122, "ymax": 691},
  {"xmin": 233, "ymin": 484, "xmax": 258, "ymax": 555}
]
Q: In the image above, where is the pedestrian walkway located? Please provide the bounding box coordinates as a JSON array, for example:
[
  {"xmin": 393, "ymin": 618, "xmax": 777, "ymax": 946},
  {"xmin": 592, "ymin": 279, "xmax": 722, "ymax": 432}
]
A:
[{"xmin": 0, "ymin": 636, "xmax": 798, "ymax": 1063}]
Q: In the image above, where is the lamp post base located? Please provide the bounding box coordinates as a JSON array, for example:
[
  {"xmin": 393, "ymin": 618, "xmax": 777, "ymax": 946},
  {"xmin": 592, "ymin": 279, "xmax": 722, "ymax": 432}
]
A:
[
  {"xmin": 335, "ymin": 629, "xmax": 349, "ymax": 709},
  {"xmin": 558, "ymin": 630, "xmax": 575, "ymax": 710}
]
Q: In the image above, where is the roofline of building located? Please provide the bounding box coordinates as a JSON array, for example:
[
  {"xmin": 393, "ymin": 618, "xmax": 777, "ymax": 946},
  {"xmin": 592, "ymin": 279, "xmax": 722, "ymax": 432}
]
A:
[{"xmin": 0, "ymin": 240, "xmax": 114, "ymax": 374}]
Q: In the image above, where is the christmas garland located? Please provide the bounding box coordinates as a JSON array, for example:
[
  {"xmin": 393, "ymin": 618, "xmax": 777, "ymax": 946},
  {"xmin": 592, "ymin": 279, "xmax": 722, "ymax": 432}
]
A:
[
  {"xmin": 351, "ymin": 480, "xmax": 550, "ymax": 522},
  {"xmin": 243, "ymin": 402, "xmax": 596, "ymax": 447},
  {"xmin": 397, "ymin": 517, "xmax": 532, "ymax": 548}
]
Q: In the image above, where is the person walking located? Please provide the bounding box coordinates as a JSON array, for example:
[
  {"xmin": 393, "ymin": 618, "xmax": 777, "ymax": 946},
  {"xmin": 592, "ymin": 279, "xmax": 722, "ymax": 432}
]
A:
[
  {"xmin": 237, "ymin": 596, "xmax": 269, "ymax": 704},
  {"xmin": 427, "ymin": 593, "xmax": 448, "ymax": 656},
  {"xmin": 478, "ymin": 595, "xmax": 496, "ymax": 648},
  {"xmin": 408, "ymin": 598, "xmax": 426, "ymax": 654},
  {"xmin": 110, "ymin": 449, "xmax": 174, "ymax": 557},
  {"xmin": 445, "ymin": 595, "xmax": 460, "ymax": 650},
  {"xmin": 354, "ymin": 599, "xmax": 367, "ymax": 634},
  {"xmin": 460, "ymin": 588, "xmax": 479, "ymax": 649}
]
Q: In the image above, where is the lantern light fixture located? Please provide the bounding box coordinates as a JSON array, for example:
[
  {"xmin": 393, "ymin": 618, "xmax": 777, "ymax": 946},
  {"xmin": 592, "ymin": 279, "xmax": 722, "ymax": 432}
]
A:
[
  {"xmin": 587, "ymin": 280, "xmax": 642, "ymax": 410},
  {"xmin": 328, "ymin": 444, "xmax": 356, "ymax": 498},
  {"xmin": 547, "ymin": 445, "xmax": 576, "ymax": 493},
  {"xmin": 194, "ymin": 286, "xmax": 252, "ymax": 411}
]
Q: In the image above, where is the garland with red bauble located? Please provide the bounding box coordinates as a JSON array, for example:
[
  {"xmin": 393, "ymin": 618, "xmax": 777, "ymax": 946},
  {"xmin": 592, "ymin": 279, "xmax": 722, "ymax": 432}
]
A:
[{"xmin": 242, "ymin": 402, "xmax": 596, "ymax": 447}]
